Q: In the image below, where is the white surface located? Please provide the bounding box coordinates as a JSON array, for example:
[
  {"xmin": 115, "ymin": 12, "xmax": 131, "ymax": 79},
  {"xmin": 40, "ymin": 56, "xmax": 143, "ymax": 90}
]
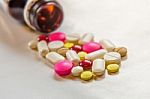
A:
[{"xmin": 0, "ymin": 0, "xmax": 150, "ymax": 99}]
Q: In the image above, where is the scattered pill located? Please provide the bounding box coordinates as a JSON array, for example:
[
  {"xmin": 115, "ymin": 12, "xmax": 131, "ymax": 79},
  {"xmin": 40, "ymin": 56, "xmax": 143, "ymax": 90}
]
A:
[
  {"xmin": 55, "ymin": 60, "xmax": 73, "ymax": 76},
  {"xmin": 71, "ymin": 45, "xmax": 82, "ymax": 53},
  {"xmin": 57, "ymin": 48, "xmax": 69, "ymax": 56},
  {"xmin": 107, "ymin": 64, "xmax": 119, "ymax": 74},
  {"xmin": 85, "ymin": 49, "xmax": 107, "ymax": 60},
  {"xmin": 46, "ymin": 52, "xmax": 65, "ymax": 64},
  {"xmin": 71, "ymin": 66, "xmax": 83, "ymax": 76},
  {"xmin": 37, "ymin": 40, "xmax": 49, "ymax": 57},
  {"xmin": 66, "ymin": 50, "xmax": 80, "ymax": 66},
  {"xmin": 92, "ymin": 59, "xmax": 105, "ymax": 76},
  {"xmin": 78, "ymin": 51, "xmax": 87, "ymax": 60},
  {"xmin": 37, "ymin": 34, "xmax": 49, "ymax": 42},
  {"xmin": 48, "ymin": 32, "xmax": 66, "ymax": 42},
  {"xmin": 66, "ymin": 33, "xmax": 80, "ymax": 44},
  {"xmin": 79, "ymin": 60, "xmax": 92, "ymax": 70},
  {"xmin": 83, "ymin": 42, "xmax": 102, "ymax": 53},
  {"xmin": 48, "ymin": 41, "xmax": 64, "ymax": 51},
  {"xmin": 78, "ymin": 33, "xmax": 94, "ymax": 45},
  {"xmin": 80, "ymin": 71, "xmax": 93, "ymax": 81},
  {"xmin": 104, "ymin": 52, "xmax": 121, "ymax": 66},
  {"xmin": 64, "ymin": 42, "xmax": 74, "ymax": 49},
  {"xmin": 114, "ymin": 47, "xmax": 127, "ymax": 57},
  {"xmin": 100, "ymin": 39, "xmax": 115, "ymax": 52},
  {"xmin": 28, "ymin": 40, "xmax": 38, "ymax": 50}
]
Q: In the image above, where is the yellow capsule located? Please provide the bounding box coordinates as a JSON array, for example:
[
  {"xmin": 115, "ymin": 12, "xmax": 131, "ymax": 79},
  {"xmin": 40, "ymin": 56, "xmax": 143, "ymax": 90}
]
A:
[
  {"xmin": 80, "ymin": 71, "xmax": 93, "ymax": 81},
  {"xmin": 107, "ymin": 64, "xmax": 119, "ymax": 73},
  {"xmin": 64, "ymin": 42, "xmax": 74, "ymax": 49},
  {"xmin": 78, "ymin": 51, "xmax": 87, "ymax": 60}
]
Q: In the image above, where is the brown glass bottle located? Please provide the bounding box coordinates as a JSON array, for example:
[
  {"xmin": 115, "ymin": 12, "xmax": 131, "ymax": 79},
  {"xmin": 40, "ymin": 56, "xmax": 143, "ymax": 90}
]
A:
[{"xmin": 8, "ymin": 0, "xmax": 63, "ymax": 33}]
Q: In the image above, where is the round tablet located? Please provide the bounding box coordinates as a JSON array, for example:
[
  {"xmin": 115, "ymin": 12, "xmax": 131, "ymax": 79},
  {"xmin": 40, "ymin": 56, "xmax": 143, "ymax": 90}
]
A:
[
  {"xmin": 48, "ymin": 41, "xmax": 64, "ymax": 51},
  {"xmin": 83, "ymin": 42, "xmax": 102, "ymax": 53},
  {"xmin": 78, "ymin": 51, "xmax": 87, "ymax": 60},
  {"xmin": 64, "ymin": 42, "xmax": 74, "ymax": 49},
  {"xmin": 48, "ymin": 32, "xmax": 66, "ymax": 42},
  {"xmin": 107, "ymin": 64, "xmax": 119, "ymax": 73},
  {"xmin": 71, "ymin": 66, "xmax": 83, "ymax": 76},
  {"xmin": 54, "ymin": 60, "xmax": 73, "ymax": 76},
  {"xmin": 80, "ymin": 71, "xmax": 93, "ymax": 81}
]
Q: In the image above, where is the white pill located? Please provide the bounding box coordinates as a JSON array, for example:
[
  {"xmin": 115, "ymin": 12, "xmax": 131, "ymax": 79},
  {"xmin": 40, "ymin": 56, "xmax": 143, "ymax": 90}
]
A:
[
  {"xmin": 78, "ymin": 33, "xmax": 94, "ymax": 45},
  {"xmin": 37, "ymin": 41, "xmax": 49, "ymax": 57},
  {"xmin": 48, "ymin": 41, "xmax": 64, "ymax": 51},
  {"xmin": 99, "ymin": 39, "xmax": 115, "ymax": 52},
  {"xmin": 85, "ymin": 49, "xmax": 107, "ymax": 60},
  {"xmin": 104, "ymin": 52, "xmax": 121, "ymax": 66},
  {"xmin": 66, "ymin": 33, "xmax": 80, "ymax": 43},
  {"xmin": 66, "ymin": 50, "xmax": 80, "ymax": 65},
  {"xmin": 28, "ymin": 40, "xmax": 38, "ymax": 50},
  {"xmin": 92, "ymin": 59, "xmax": 105, "ymax": 76},
  {"xmin": 71, "ymin": 66, "xmax": 83, "ymax": 76},
  {"xmin": 46, "ymin": 52, "xmax": 65, "ymax": 65}
]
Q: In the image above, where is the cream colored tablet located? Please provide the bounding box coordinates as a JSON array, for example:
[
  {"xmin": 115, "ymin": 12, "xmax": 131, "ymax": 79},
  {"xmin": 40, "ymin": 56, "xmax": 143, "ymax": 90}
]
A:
[
  {"xmin": 92, "ymin": 59, "xmax": 105, "ymax": 76},
  {"xmin": 48, "ymin": 41, "xmax": 64, "ymax": 51},
  {"xmin": 99, "ymin": 39, "xmax": 115, "ymax": 52},
  {"xmin": 66, "ymin": 33, "xmax": 80, "ymax": 43},
  {"xmin": 104, "ymin": 52, "xmax": 121, "ymax": 66},
  {"xmin": 46, "ymin": 52, "xmax": 65, "ymax": 65},
  {"xmin": 57, "ymin": 48, "xmax": 69, "ymax": 56},
  {"xmin": 66, "ymin": 50, "xmax": 80, "ymax": 65},
  {"xmin": 28, "ymin": 40, "xmax": 38, "ymax": 50},
  {"xmin": 71, "ymin": 66, "xmax": 83, "ymax": 76},
  {"xmin": 78, "ymin": 33, "xmax": 94, "ymax": 45},
  {"xmin": 37, "ymin": 41, "xmax": 49, "ymax": 57},
  {"xmin": 85, "ymin": 49, "xmax": 107, "ymax": 60}
]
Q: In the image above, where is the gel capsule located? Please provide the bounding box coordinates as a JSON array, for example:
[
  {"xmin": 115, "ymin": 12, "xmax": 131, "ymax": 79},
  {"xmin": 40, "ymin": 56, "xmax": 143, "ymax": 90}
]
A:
[
  {"xmin": 46, "ymin": 52, "xmax": 65, "ymax": 64},
  {"xmin": 79, "ymin": 60, "xmax": 92, "ymax": 70},
  {"xmin": 37, "ymin": 40, "xmax": 49, "ymax": 57},
  {"xmin": 82, "ymin": 42, "xmax": 102, "ymax": 53},
  {"xmin": 54, "ymin": 60, "xmax": 73, "ymax": 76},
  {"xmin": 66, "ymin": 50, "xmax": 80, "ymax": 66},
  {"xmin": 99, "ymin": 39, "xmax": 115, "ymax": 52},
  {"xmin": 78, "ymin": 33, "xmax": 94, "ymax": 45},
  {"xmin": 85, "ymin": 49, "xmax": 107, "ymax": 61},
  {"xmin": 92, "ymin": 59, "xmax": 105, "ymax": 76}
]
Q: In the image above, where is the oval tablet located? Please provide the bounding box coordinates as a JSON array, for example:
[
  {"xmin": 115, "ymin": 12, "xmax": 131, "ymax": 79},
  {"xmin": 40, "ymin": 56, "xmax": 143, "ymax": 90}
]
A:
[
  {"xmin": 104, "ymin": 52, "xmax": 121, "ymax": 66},
  {"xmin": 78, "ymin": 33, "xmax": 94, "ymax": 45},
  {"xmin": 55, "ymin": 60, "xmax": 73, "ymax": 76},
  {"xmin": 71, "ymin": 66, "xmax": 83, "ymax": 76},
  {"xmin": 48, "ymin": 41, "xmax": 64, "ymax": 51},
  {"xmin": 107, "ymin": 64, "xmax": 119, "ymax": 73},
  {"xmin": 80, "ymin": 71, "xmax": 93, "ymax": 81}
]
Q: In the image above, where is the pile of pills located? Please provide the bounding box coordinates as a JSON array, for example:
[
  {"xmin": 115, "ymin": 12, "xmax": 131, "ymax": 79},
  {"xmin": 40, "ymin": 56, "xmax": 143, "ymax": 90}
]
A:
[{"xmin": 28, "ymin": 32, "xmax": 127, "ymax": 81}]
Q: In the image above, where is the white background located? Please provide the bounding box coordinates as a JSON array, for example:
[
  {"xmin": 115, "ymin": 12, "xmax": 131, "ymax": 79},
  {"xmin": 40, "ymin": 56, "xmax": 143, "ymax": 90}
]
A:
[{"xmin": 0, "ymin": 0, "xmax": 150, "ymax": 99}]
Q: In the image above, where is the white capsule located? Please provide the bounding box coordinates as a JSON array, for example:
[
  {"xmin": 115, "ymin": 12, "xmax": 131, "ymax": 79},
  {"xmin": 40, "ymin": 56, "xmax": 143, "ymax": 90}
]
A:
[
  {"xmin": 46, "ymin": 52, "xmax": 65, "ymax": 65},
  {"xmin": 28, "ymin": 40, "xmax": 38, "ymax": 50},
  {"xmin": 71, "ymin": 66, "xmax": 83, "ymax": 76},
  {"xmin": 66, "ymin": 33, "xmax": 80, "ymax": 44},
  {"xmin": 92, "ymin": 59, "xmax": 105, "ymax": 76},
  {"xmin": 85, "ymin": 49, "xmax": 107, "ymax": 60},
  {"xmin": 48, "ymin": 41, "xmax": 64, "ymax": 51},
  {"xmin": 37, "ymin": 41, "xmax": 49, "ymax": 57},
  {"xmin": 99, "ymin": 39, "xmax": 115, "ymax": 52},
  {"xmin": 66, "ymin": 50, "xmax": 80, "ymax": 65},
  {"xmin": 78, "ymin": 33, "xmax": 94, "ymax": 45},
  {"xmin": 104, "ymin": 52, "xmax": 121, "ymax": 66}
]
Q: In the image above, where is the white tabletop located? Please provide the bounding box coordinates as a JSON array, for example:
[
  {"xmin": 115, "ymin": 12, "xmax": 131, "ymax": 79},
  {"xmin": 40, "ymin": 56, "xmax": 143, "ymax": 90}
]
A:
[{"xmin": 0, "ymin": 0, "xmax": 150, "ymax": 99}]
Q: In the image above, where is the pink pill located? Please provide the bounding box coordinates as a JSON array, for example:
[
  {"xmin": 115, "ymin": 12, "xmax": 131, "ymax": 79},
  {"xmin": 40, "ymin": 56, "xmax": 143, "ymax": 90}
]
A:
[
  {"xmin": 48, "ymin": 32, "xmax": 66, "ymax": 42},
  {"xmin": 83, "ymin": 42, "xmax": 102, "ymax": 53},
  {"xmin": 54, "ymin": 60, "xmax": 73, "ymax": 76}
]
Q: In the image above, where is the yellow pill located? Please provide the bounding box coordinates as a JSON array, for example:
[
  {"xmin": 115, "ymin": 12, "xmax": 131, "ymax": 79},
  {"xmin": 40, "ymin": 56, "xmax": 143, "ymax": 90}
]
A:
[
  {"xmin": 80, "ymin": 71, "xmax": 93, "ymax": 81},
  {"xmin": 107, "ymin": 64, "xmax": 119, "ymax": 73},
  {"xmin": 64, "ymin": 42, "xmax": 74, "ymax": 49},
  {"xmin": 78, "ymin": 51, "xmax": 87, "ymax": 60}
]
